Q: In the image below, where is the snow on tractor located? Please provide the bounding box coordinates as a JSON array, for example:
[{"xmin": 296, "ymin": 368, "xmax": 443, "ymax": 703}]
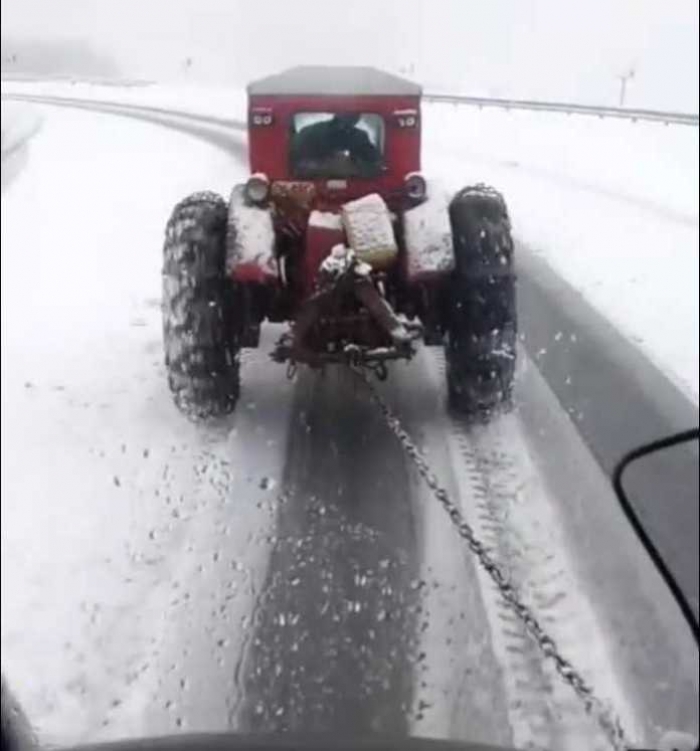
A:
[{"xmin": 162, "ymin": 67, "xmax": 516, "ymax": 419}]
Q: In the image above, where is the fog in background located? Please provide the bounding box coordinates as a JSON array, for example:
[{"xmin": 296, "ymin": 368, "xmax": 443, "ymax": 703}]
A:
[{"xmin": 2, "ymin": 0, "xmax": 698, "ymax": 111}]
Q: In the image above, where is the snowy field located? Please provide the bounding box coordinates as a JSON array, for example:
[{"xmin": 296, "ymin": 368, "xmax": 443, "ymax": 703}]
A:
[{"xmin": 3, "ymin": 78, "xmax": 698, "ymax": 403}]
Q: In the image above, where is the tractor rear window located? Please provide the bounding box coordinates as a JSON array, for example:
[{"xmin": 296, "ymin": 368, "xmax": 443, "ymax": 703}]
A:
[{"xmin": 290, "ymin": 112, "xmax": 385, "ymax": 179}]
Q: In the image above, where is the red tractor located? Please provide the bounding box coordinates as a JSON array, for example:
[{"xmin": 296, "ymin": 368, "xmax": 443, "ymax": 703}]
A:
[{"xmin": 162, "ymin": 67, "xmax": 516, "ymax": 419}]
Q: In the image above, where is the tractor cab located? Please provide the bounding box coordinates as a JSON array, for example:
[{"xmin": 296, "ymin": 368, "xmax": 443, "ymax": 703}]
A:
[{"xmin": 244, "ymin": 66, "xmax": 425, "ymax": 211}]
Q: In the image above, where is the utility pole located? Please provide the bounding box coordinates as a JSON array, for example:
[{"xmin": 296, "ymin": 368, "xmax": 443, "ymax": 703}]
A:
[{"xmin": 617, "ymin": 67, "xmax": 635, "ymax": 107}]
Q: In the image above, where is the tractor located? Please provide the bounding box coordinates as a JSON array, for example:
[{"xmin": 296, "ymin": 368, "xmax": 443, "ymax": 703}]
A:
[{"xmin": 162, "ymin": 66, "xmax": 516, "ymax": 419}]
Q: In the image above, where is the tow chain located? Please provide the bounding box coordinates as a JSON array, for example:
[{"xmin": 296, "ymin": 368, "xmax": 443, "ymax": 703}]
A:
[{"xmin": 353, "ymin": 367, "xmax": 629, "ymax": 751}]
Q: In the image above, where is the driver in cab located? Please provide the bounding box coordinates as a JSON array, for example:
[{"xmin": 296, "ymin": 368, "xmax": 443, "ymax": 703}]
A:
[{"xmin": 291, "ymin": 113, "xmax": 381, "ymax": 174}]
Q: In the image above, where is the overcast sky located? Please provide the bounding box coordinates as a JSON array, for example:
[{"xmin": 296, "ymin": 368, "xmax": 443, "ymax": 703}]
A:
[{"xmin": 2, "ymin": 0, "xmax": 698, "ymax": 110}]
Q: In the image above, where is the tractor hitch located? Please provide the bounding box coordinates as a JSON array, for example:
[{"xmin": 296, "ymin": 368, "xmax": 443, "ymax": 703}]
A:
[{"xmin": 271, "ymin": 333, "xmax": 417, "ymax": 378}]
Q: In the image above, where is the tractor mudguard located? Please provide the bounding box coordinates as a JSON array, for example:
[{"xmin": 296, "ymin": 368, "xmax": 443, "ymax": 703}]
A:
[
  {"xmin": 449, "ymin": 184, "xmax": 514, "ymax": 278},
  {"xmin": 226, "ymin": 185, "xmax": 277, "ymax": 284},
  {"xmin": 402, "ymin": 188, "xmax": 455, "ymax": 283},
  {"xmin": 450, "ymin": 184, "xmax": 510, "ymax": 224}
]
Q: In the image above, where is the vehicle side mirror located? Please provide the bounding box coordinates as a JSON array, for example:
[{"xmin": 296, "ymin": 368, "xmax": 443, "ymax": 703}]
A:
[
  {"xmin": 1, "ymin": 674, "xmax": 36, "ymax": 750},
  {"xmin": 612, "ymin": 428, "xmax": 699, "ymax": 647}
]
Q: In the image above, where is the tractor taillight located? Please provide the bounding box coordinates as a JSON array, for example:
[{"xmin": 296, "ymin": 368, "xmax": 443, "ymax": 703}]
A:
[
  {"xmin": 250, "ymin": 108, "xmax": 274, "ymax": 127},
  {"xmin": 404, "ymin": 172, "xmax": 427, "ymax": 202},
  {"xmin": 245, "ymin": 173, "xmax": 270, "ymax": 205}
]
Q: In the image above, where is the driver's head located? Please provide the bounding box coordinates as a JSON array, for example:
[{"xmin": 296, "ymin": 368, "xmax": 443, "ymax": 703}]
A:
[{"xmin": 333, "ymin": 113, "xmax": 360, "ymax": 131}]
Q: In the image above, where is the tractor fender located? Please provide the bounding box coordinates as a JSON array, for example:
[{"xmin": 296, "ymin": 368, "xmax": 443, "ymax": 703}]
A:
[
  {"xmin": 450, "ymin": 183, "xmax": 510, "ymax": 224},
  {"xmin": 402, "ymin": 187, "xmax": 455, "ymax": 283},
  {"xmin": 226, "ymin": 185, "xmax": 277, "ymax": 284},
  {"xmin": 449, "ymin": 184, "xmax": 514, "ymax": 277}
]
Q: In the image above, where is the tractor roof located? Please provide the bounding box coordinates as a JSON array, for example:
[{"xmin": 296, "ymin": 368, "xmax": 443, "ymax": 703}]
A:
[{"xmin": 247, "ymin": 66, "xmax": 422, "ymax": 97}]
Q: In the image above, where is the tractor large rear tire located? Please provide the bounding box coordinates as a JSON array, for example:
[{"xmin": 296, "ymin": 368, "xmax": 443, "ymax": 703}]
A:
[
  {"xmin": 445, "ymin": 185, "xmax": 517, "ymax": 417},
  {"xmin": 162, "ymin": 191, "xmax": 239, "ymax": 419}
]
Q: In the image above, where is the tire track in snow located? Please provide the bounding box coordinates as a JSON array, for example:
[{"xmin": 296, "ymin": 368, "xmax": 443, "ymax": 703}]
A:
[
  {"xmin": 375, "ymin": 346, "xmax": 641, "ymax": 750},
  {"xmin": 447, "ymin": 418, "xmax": 608, "ymax": 751},
  {"xmin": 424, "ymin": 348, "xmax": 640, "ymax": 750},
  {"xmin": 231, "ymin": 366, "xmax": 421, "ymax": 736}
]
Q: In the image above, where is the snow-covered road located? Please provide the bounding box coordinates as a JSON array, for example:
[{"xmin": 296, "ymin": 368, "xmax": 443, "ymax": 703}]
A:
[
  {"xmin": 1, "ymin": 101, "xmax": 697, "ymax": 751},
  {"xmin": 4, "ymin": 79, "xmax": 697, "ymax": 404},
  {"xmin": 1, "ymin": 105, "xmax": 293, "ymax": 739}
]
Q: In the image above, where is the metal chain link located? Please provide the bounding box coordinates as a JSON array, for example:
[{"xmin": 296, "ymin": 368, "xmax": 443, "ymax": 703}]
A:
[{"xmin": 353, "ymin": 367, "xmax": 629, "ymax": 751}]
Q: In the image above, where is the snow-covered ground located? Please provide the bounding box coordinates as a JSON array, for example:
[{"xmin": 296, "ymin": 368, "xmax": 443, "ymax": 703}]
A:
[
  {"xmin": 1, "ymin": 101, "xmax": 44, "ymax": 193},
  {"xmin": 422, "ymin": 103, "xmax": 699, "ymax": 404},
  {"xmin": 380, "ymin": 351, "xmax": 644, "ymax": 750},
  {"xmin": 1, "ymin": 84, "xmax": 698, "ymax": 748},
  {"xmin": 0, "ymin": 105, "xmax": 295, "ymax": 743},
  {"xmin": 1, "ymin": 101, "xmax": 43, "ymax": 156},
  {"xmin": 1, "ymin": 79, "xmax": 247, "ymax": 122},
  {"xmin": 3, "ymin": 79, "xmax": 697, "ymax": 402}
]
